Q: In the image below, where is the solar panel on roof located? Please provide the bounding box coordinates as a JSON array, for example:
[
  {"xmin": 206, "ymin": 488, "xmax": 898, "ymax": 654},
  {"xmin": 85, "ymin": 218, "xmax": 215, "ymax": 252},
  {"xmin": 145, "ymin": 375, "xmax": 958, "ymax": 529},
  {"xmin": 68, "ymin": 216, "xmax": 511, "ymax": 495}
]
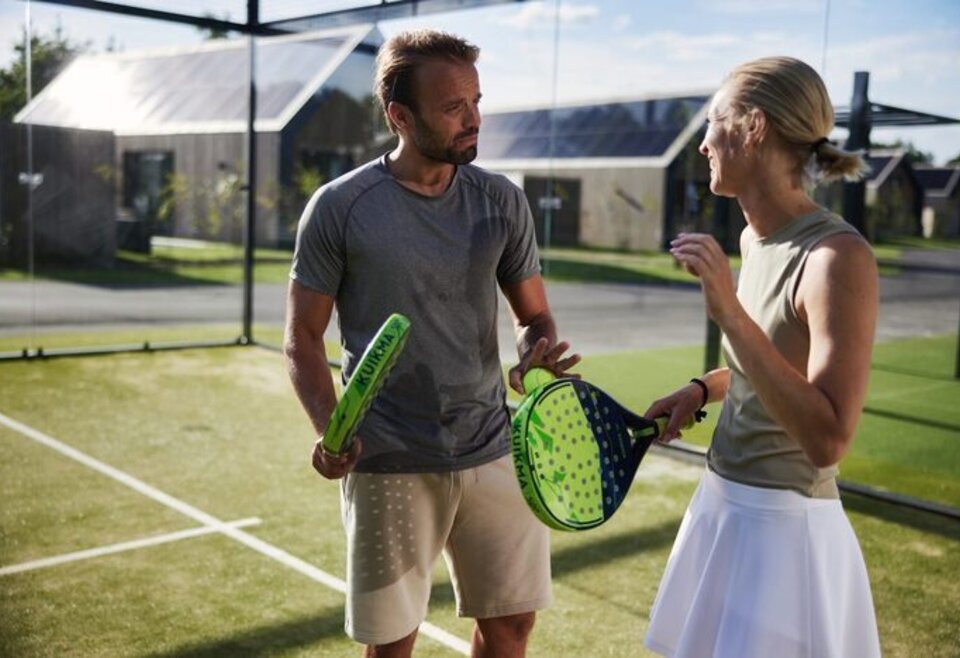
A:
[
  {"xmin": 915, "ymin": 168, "xmax": 958, "ymax": 192},
  {"xmin": 478, "ymin": 96, "xmax": 710, "ymax": 160},
  {"xmin": 15, "ymin": 29, "xmax": 365, "ymax": 133}
]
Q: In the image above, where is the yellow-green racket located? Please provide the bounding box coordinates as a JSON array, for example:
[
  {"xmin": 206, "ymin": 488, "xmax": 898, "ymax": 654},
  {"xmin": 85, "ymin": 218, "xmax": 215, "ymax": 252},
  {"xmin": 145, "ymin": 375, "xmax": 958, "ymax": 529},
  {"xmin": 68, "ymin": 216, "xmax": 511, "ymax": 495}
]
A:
[
  {"xmin": 512, "ymin": 368, "xmax": 704, "ymax": 531},
  {"xmin": 322, "ymin": 313, "xmax": 411, "ymax": 454}
]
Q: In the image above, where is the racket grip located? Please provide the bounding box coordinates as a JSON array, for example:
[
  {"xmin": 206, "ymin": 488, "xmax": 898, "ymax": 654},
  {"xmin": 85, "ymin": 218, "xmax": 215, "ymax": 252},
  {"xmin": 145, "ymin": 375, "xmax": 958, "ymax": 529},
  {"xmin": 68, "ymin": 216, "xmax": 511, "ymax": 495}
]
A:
[
  {"xmin": 522, "ymin": 367, "xmax": 556, "ymax": 393},
  {"xmin": 654, "ymin": 413, "xmax": 699, "ymax": 436}
]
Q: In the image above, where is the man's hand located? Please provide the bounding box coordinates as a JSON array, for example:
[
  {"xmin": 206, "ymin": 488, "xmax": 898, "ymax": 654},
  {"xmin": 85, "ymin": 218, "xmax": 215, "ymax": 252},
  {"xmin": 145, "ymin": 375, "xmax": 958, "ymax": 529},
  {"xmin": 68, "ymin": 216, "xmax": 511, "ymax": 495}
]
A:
[
  {"xmin": 311, "ymin": 438, "xmax": 362, "ymax": 479},
  {"xmin": 508, "ymin": 337, "xmax": 581, "ymax": 395}
]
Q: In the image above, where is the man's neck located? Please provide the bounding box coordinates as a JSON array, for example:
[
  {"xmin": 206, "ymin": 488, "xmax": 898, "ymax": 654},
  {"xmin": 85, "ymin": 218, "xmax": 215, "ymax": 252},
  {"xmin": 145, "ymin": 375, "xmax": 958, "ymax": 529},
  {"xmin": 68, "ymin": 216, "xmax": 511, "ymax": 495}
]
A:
[{"xmin": 386, "ymin": 143, "xmax": 456, "ymax": 197}]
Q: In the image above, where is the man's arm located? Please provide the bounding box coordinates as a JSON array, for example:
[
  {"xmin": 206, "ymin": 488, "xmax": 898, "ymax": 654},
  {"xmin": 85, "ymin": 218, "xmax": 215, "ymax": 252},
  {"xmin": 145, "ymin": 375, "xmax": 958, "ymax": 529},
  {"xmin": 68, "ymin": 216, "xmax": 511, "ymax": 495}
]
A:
[
  {"xmin": 283, "ymin": 280, "xmax": 359, "ymax": 478},
  {"xmin": 501, "ymin": 274, "xmax": 580, "ymax": 394}
]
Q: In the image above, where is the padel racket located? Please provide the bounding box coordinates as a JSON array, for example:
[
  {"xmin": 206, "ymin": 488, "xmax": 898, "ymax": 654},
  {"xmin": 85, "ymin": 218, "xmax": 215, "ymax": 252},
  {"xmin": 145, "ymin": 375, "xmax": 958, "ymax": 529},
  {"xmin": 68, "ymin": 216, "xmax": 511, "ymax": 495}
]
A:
[
  {"xmin": 322, "ymin": 313, "xmax": 411, "ymax": 455},
  {"xmin": 512, "ymin": 368, "xmax": 704, "ymax": 531}
]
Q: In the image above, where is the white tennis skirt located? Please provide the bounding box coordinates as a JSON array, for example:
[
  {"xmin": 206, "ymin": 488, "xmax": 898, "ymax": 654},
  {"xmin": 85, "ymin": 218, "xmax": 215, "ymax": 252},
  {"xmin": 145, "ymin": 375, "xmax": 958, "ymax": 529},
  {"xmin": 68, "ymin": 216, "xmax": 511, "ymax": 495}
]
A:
[{"xmin": 645, "ymin": 468, "xmax": 881, "ymax": 658}]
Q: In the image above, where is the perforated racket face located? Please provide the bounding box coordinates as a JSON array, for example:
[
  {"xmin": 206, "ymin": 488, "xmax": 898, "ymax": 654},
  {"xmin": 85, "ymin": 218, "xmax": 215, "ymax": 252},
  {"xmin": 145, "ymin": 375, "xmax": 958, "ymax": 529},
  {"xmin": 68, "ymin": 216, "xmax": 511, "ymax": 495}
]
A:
[
  {"xmin": 512, "ymin": 379, "xmax": 648, "ymax": 531},
  {"xmin": 323, "ymin": 314, "xmax": 411, "ymax": 454}
]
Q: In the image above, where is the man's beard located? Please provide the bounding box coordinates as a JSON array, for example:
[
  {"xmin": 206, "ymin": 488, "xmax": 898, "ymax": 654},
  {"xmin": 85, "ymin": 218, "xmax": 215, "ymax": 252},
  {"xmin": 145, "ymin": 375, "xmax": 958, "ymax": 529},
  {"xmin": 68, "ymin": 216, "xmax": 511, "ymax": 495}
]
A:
[{"xmin": 411, "ymin": 115, "xmax": 478, "ymax": 165}]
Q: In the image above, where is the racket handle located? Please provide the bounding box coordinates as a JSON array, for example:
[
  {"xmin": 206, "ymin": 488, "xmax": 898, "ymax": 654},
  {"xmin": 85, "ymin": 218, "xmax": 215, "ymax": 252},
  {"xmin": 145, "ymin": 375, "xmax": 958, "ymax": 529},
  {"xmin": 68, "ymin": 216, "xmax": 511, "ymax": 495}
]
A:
[
  {"xmin": 522, "ymin": 367, "xmax": 556, "ymax": 394},
  {"xmin": 654, "ymin": 413, "xmax": 700, "ymax": 436}
]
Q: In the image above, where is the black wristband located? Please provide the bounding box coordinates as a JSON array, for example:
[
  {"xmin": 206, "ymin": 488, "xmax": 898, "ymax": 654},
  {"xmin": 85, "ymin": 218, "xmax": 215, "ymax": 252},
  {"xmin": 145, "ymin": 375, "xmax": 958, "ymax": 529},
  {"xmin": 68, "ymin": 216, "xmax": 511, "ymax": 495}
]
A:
[{"xmin": 689, "ymin": 377, "xmax": 708, "ymax": 410}]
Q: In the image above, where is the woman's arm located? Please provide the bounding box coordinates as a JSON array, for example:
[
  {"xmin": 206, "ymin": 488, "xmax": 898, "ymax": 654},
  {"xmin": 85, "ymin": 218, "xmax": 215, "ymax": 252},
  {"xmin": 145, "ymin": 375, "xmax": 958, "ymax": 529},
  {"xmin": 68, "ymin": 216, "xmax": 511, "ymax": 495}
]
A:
[{"xmin": 670, "ymin": 232, "xmax": 877, "ymax": 466}]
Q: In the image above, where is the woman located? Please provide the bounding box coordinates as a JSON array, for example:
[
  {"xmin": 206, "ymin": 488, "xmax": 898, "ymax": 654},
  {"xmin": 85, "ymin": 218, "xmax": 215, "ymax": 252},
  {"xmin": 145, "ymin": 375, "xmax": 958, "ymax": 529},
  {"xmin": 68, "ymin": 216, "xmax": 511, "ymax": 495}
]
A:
[{"xmin": 644, "ymin": 56, "xmax": 882, "ymax": 658}]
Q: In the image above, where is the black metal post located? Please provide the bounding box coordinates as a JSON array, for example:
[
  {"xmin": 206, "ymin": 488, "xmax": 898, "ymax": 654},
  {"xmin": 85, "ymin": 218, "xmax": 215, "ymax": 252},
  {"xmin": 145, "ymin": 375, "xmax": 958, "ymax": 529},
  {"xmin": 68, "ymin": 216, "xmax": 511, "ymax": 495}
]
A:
[
  {"xmin": 20, "ymin": 0, "xmax": 283, "ymax": 35},
  {"xmin": 704, "ymin": 318, "xmax": 721, "ymax": 374},
  {"xmin": 242, "ymin": 1, "xmax": 258, "ymax": 344},
  {"xmin": 955, "ymin": 296, "xmax": 960, "ymax": 380},
  {"xmin": 842, "ymin": 71, "xmax": 871, "ymax": 237},
  {"xmin": 703, "ymin": 194, "xmax": 730, "ymax": 373}
]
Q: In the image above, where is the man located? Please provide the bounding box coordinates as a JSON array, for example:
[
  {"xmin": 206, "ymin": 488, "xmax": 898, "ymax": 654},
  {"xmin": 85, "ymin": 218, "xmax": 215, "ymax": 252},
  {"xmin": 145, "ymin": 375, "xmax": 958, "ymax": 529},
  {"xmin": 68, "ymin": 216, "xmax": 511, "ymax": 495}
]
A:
[{"xmin": 284, "ymin": 30, "xmax": 578, "ymax": 658}]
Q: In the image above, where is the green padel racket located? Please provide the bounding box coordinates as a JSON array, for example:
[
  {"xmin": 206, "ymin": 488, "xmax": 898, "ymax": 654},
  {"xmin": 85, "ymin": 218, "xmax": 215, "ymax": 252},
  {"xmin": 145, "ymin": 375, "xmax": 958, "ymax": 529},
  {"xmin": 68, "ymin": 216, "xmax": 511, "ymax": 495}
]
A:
[
  {"xmin": 512, "ymin": 367, "xmax": 704, "ymax": 531},
  {"xmin": 322, "ymin": 313, "xmax": 411, "ymax": 455}
]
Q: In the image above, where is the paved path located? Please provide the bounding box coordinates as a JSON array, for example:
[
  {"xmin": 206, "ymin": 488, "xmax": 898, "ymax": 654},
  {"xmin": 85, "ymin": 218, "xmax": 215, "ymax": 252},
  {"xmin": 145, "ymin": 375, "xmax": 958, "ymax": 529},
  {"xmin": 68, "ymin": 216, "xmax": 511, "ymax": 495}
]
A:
[{"xmin": 2, "ymin": 272, "xmax": 957, "ymax": 357}]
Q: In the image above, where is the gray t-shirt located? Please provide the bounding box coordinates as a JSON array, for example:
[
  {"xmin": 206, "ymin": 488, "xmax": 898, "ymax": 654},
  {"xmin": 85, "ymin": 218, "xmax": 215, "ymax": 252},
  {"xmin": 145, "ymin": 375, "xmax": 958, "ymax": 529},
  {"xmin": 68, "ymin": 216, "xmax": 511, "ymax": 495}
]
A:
[{"xmin": 290, "ymin": 155, "xmax": 540, "ymax": 473}]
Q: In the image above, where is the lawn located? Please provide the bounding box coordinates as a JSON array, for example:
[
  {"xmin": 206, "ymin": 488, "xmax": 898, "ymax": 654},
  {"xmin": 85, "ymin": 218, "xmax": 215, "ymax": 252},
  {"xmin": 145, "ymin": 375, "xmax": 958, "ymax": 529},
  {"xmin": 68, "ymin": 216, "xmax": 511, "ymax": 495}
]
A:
[
  {"xmin": 1, "ymin": 237, "xmax": 955, "ymax": 288},
  {"xmin": 146, "ymin": 235, "xmax": 955, "ymax": 281},
  {"xmin": 524, "ymin": 335, "xmax": 960, "ymax": 509},
  {"xmin": 1, "ymin": 346, "xmax": 957, "ymax": 657},
  {"xmin": 3, "ymin": 328, "xmax": 957, "ymax": 507}
]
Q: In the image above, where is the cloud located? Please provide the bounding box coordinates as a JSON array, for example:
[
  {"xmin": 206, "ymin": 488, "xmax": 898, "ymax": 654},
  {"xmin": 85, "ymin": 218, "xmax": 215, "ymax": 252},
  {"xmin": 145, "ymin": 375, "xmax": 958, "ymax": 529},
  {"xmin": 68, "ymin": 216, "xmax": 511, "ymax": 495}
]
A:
[
  {"xmin": 612, "ymin": 14, "xmax": 632, "ymax": 32},
  {"xmin": 822, "ymin": 27, "xmax": 960, "ymax": 113},
  {"xmin": 626, "ymin": 31, "xmax": 744, "ymax": 63},
  {"xmin": 498, "ymin": 2, "xmax": 601, "ymax": 29},
  {"xmin": 698, "ymin": 0, "xmax": 821, "ymax": 13}
]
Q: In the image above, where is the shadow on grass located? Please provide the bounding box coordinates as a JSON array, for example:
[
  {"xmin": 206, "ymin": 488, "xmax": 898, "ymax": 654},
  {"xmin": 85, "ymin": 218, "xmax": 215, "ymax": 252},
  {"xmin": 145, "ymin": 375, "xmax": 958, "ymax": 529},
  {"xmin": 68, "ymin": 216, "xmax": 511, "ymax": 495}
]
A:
[
  {"xmin": 862, "ymin": 406, "xmax": 960, "ymax": 434},
  {"xmin": 549, "ymin": 517, "xmax": 681, "ymax": 580},
  {"xmin": 548, "ymin": 517, "xmax": 683, "ymax": 616},
  {"xmin": 3, "ymin": 257, "xmax": 232, "ymax": 289},
  {"xmin": 870, "ymin": 362, "xmax": 959, "ymax": 383},
  {"xmin": 542, "ymin": 258, "xmax": 698, "ymax": 288},
  {"xmin": 144, "ymin": 605, "xmax": 347, "ymax": 658},
  {"xmin": 842, "ymin": 492, "xmax": 960, "ymax": 541},
  {"xmin": 423, "ymin": 517, "xmax": 682, "ymax": 609}
]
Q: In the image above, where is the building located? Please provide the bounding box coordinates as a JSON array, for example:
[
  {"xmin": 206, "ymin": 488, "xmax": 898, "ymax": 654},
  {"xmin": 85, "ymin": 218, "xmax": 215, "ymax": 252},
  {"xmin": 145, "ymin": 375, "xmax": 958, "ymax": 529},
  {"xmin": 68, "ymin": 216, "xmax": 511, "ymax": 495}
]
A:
[
  {"xmin": 479, "ymin": 93, "xmax": 960, "ymax": 252},
  {"xmin": 14, "ymin": 44, "xmax": 956, "ymax": 265},
  {"xmin": 477, "ymin": 92, "xmax": 747, "ymax": 252},
  {"xmin": 816, "ymin": 150, "xmax": 924, "ymax": 242},
  {"xmin": 12, "ymin": 24, "xmax": 385, "ymax": 258},
  {"xmin": 863, "ymin": 151, "xmax": 923, "ymax": 241},
  {"xmin": 0, "ymin": 121, "xmax": 115, "ymax": 267},
  {"xmin": 914, "ymin": 165, "xmax": 960, "ymax": 238}
]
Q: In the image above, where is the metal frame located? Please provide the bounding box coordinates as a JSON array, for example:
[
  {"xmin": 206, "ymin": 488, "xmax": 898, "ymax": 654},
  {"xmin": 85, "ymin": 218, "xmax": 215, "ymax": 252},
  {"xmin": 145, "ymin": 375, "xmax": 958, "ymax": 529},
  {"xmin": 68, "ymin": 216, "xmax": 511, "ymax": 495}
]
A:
[
  {"xmin": 20, "ymin": 0, "xmax": 282, "ymax": 35},
  {"xmin": 21, "ymin": 0, "xmax": 528, "ymax": 35},
  {"xmin": 14, "ymin": 0, "xmax": 526, "ymax": 348},
  {"xmin": 9, "ymin": 0, "xmax": 960, "ymax": 526}
]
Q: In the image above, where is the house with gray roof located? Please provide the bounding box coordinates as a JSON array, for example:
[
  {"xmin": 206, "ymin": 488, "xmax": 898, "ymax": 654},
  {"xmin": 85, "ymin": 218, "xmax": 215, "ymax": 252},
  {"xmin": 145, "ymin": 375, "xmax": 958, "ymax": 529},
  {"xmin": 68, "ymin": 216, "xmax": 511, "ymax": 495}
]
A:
[
  {"xmin": 478, "ymin": 96, "xmax": 958, "ymax": 251},
  {"xmin": 11, "ymin": 24, "xmax": 384, "ymax": 260},
  {"xmin": 815, "ymin": 150, "xmax": 923, "ymax": 242},
  {"xmin": 915, "ymin": 165, "xmax": 960, "ymax": 237},
  {"xmin": 863, "ymin": 151, "xmax": 923, "ymax": 240},
  {"xmin": 476, "ymin": 92, "xmax": 736, "ymax": 251}
]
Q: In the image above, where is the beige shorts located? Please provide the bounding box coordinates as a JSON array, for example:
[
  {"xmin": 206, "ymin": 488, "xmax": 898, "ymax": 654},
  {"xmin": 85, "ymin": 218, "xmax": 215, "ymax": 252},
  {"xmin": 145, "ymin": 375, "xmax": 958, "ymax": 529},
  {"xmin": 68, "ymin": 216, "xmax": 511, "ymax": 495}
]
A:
[{"xmin": 340, "ymin": 454, "xmax": 552, "ymax": 645}]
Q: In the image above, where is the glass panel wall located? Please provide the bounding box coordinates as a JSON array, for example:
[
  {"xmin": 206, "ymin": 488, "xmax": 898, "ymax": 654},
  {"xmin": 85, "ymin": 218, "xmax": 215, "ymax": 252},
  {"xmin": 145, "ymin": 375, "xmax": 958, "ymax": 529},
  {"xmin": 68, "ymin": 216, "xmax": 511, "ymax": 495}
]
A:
[
  {"xmin": 1, "ymin": 0, "xmax": 958, "ymax": 506},
  {"xmin": 1, "ymin": 1, "xmax": 253, "ymax": 355}
]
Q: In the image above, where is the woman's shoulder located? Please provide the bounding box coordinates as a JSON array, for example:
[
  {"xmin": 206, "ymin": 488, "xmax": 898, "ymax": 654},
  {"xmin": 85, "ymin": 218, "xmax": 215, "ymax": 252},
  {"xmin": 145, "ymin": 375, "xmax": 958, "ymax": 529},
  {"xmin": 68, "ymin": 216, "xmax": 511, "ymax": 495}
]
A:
[
  {"xmin": 808, "ymin": 210, "xmax": 872, "ymax": 257},
  {"xmin": 804, "ymin": 230, "xmax": 877, "ymax": 288}
]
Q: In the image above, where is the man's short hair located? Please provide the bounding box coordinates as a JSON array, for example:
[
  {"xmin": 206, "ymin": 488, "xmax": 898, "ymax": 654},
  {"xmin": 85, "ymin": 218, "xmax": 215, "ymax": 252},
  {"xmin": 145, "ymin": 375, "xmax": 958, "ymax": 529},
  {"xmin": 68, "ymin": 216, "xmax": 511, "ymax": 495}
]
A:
[{"xmin": 374, "ymin": 29, "xmax": 480, "ymax": 134}]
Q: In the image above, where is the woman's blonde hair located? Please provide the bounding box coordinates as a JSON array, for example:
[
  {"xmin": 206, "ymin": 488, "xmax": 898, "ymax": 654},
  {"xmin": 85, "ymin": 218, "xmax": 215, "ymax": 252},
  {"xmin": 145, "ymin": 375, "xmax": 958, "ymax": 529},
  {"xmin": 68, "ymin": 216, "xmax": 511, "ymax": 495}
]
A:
[
  {"xmin": 724, "ymin": 56, "xmax": 867, "ymax": 186},
  {"xmin": 374, "ymin": 30, "xmax": 480, "ymax": 134}
]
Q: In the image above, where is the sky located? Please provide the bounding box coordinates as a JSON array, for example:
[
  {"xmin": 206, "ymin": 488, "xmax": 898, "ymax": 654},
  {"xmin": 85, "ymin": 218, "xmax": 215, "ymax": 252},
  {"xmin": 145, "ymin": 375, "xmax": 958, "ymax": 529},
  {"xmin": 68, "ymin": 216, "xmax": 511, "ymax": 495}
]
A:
[{"xmin": 1, "ymin": 0, "xmax": 958, "ymax": 164}]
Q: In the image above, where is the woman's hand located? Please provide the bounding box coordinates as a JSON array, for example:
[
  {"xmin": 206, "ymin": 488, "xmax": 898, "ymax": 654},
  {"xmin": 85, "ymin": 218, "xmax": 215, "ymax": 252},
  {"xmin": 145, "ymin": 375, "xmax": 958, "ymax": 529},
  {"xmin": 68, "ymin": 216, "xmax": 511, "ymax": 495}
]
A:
[
  {"xmin": 670, "ymin": 233, "xmax": 743, "ymax": 330},
  {"xmin": 644, "ymin": 383, "xmax": 705, "ymax": 442}
]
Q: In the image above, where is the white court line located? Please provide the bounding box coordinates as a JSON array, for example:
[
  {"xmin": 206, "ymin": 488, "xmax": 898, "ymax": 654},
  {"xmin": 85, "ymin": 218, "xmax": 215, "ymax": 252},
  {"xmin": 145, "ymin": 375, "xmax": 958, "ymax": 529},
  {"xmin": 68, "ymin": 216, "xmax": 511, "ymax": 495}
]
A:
[
  {"xmin": 0, "ymin": 517, "xmax": 261, "ymax": 576},
  {"xmin": 0, "ymin": 411, "xmax": 471, "ymax": 656}
]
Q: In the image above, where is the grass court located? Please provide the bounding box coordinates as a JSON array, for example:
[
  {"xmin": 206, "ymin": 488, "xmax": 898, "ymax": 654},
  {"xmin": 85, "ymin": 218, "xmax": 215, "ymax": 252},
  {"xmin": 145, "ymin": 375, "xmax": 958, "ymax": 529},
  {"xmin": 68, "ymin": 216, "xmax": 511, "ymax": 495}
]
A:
[{"xmin": 1, "ymin": 335, "xmax": 958, "ymax": 656}]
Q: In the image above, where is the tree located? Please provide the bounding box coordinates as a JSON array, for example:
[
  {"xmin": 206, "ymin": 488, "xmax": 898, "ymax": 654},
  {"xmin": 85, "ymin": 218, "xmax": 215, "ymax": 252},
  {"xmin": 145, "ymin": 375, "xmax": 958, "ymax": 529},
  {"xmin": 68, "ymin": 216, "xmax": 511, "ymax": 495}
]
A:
[
  {"xmin": 869, "ymin": 138, "xmax": 934, "ymax": 165},
  {"xmin": 948, "ymin": 153, "xmax": 960, "ymax": 167},
  {"xmin": 0, "ymin": 23, "xmax": 88, "ymax": 121},
  {"xmin": 197, "ymin": 13, "xmax": 232, "ymax": 40}
]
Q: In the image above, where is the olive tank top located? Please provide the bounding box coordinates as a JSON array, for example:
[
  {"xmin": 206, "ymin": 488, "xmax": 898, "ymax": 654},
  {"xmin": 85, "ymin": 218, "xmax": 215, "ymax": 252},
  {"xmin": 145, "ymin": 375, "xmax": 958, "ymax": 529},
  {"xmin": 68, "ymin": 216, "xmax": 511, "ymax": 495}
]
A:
[{"xmin": 708, "ymin": 209, "xmax": 862, "ymax": 499}]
